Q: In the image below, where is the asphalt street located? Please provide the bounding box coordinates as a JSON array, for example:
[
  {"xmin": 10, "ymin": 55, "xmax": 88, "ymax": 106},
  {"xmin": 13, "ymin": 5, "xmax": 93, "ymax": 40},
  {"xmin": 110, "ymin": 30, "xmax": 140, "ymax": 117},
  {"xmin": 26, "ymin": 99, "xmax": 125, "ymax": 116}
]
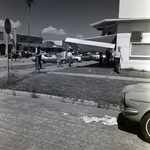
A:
[{"xmin": 0, "ymin": 90, "xmax": 149, "ymax": 150}]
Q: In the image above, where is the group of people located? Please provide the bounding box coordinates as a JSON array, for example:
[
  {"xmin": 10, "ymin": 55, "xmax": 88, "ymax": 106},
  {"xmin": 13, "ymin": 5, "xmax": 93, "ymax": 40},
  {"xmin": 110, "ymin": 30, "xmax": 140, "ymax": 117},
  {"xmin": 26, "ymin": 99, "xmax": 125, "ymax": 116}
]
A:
[
  {"xmin": 36, "ymin": 46, "xmax": 123, "ymax": 73},
  {"xmin": 56, "ymin": 50, "xmax": 73, "ymax": 67}
]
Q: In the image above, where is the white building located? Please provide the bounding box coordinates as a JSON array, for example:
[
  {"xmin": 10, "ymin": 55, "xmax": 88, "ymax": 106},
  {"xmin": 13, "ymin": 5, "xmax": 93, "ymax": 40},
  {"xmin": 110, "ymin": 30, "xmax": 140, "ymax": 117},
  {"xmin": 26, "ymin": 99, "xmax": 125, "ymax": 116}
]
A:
[{"xmin": 66, "ymin": 0, "xmax": 150, "ymax": 71}]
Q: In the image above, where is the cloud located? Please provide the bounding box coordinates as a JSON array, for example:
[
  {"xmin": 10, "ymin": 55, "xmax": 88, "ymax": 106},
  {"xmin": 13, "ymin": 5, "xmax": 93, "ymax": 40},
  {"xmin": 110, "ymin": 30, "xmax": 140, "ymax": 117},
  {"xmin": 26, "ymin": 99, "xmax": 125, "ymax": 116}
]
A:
[
  {"xmin": 0, "ymin": 20, "xmax": 4, "ymax": 27},
  {"xmin": 76, "ymin": 34, "xmax": 84, "ymax": 39},
  {"xmin": 10, "ymin": 20, "xmax": 21, "ymax": 28},
  {"xmin": 41, "ymin": 26, "xmax": 67, "ymax": 35},
  {"xmin": 0, "ymin": 19, "xmax": 21, "ymax": 28}
]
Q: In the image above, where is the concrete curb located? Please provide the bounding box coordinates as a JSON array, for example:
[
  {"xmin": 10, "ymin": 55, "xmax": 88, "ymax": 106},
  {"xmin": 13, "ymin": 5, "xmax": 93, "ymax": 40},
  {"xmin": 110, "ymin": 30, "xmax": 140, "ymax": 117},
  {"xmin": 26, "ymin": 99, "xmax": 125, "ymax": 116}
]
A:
[
  {"xmin": 0, "ymin": 89, "xmax": 120, "ymax": 111},
  {"xmin": 47, "ymin": 71, "xmax": 150, "ymax": 82}
]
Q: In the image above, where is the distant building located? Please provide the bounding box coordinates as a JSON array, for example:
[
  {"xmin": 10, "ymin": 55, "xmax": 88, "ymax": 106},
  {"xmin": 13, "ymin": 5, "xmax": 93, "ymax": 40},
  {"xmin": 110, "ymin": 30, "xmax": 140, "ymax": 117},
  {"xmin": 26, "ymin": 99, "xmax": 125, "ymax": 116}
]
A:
[
  {"xmin": 0, "ymin": 27, "xmax": 16, "ymax": 55},
  {"xmin": 0, "ymin": 28, "xmax": 54, "ymax": 55},
  {"xmin": 17, "ymin": 34, "xmax": 43, "ymax": 52}
]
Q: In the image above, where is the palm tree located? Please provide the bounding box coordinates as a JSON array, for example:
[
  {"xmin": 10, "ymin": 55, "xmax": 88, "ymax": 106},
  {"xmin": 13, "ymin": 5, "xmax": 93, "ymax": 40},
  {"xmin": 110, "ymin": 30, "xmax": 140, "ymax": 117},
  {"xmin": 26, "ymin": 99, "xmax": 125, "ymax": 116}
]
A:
[{"xmin": 25, "ymin": 0, "xmax": 34, "ymax": 52}]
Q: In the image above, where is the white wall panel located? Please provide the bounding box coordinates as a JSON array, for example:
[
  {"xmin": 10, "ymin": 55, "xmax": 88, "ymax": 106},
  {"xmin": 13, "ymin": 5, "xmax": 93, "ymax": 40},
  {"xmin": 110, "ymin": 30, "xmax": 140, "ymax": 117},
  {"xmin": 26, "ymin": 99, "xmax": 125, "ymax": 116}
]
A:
[
  {"xmin": 119, "ymin": 0, "xmax": 150, "ymax": 18},
  {"xmin": 117, "ymin": 33, "xmax": 130, "ymax": 60},
  {"xmin": 117, "ymin": 22, "xmax": 150, "ymax": 33},
  {"xmin": 142, "ymin": 33, "xmax": 150, "ymax": 42},
  {"xmin": 121, "ymin": 61, "xmax": 150, "ymax": 71}
]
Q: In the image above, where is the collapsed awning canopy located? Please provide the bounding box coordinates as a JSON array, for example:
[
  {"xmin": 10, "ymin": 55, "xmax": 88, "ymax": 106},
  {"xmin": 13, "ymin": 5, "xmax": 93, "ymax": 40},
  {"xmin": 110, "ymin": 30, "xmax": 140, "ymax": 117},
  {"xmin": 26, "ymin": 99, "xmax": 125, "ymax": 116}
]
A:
[{"xmin": 65, "ymin": 34, "xmax": 116, "ymax": 53}]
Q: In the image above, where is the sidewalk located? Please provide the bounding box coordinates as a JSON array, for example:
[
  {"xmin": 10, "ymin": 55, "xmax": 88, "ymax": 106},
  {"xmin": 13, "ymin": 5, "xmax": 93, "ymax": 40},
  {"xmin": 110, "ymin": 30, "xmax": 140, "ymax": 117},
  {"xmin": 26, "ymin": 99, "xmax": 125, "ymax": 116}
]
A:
[
  {"xmin": 0, "ymin": 58, "xmax": 149, "ymax": 82},
  {"xmin": 48, "ymin": 71, "xmax": 150, "ymax": 82}
]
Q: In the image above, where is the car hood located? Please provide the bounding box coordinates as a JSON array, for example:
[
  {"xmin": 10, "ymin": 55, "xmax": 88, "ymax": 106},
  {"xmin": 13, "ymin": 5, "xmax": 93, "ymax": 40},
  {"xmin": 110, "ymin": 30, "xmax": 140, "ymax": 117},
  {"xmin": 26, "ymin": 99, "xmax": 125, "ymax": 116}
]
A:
[{"xmin": 122, "ymin": 83, "xmax": 150, "ymax": 93}]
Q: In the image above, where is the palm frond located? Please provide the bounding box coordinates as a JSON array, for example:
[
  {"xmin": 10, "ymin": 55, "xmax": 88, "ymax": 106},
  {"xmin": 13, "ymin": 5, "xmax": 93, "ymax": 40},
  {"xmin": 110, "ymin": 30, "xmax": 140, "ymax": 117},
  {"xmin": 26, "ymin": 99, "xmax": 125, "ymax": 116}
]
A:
[{"xmin": 25, "ymin": 0, "xmax": 34, "ymax": 9}]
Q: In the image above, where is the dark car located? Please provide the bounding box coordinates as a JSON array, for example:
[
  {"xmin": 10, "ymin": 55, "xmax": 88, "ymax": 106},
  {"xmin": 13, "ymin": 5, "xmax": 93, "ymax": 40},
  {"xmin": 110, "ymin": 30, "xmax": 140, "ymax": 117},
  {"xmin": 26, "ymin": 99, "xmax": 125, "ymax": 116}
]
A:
[
  {"xmin": 8, "ymin": 51, "xmax": 19, "ymax": 59},
  {"xmin": 21, "ymin": 51, "xmax": 32, "ymax": 58},
  {"xmin": 81, "ymin": 53, "xmax": 92, "ymax": 61}
]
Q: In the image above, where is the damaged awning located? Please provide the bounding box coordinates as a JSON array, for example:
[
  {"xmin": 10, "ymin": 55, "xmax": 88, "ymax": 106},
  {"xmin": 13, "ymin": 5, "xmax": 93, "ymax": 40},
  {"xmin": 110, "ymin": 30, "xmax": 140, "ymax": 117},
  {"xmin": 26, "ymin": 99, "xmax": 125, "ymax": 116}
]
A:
[{"xmin": 65, "ymin": 34, "xmax": 116, "ymax": 53}]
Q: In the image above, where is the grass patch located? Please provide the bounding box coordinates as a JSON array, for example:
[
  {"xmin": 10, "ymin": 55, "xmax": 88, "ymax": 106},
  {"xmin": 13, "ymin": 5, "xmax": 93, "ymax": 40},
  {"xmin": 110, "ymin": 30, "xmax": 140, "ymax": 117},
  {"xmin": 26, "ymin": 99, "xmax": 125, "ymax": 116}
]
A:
[
  {"xmin": 111, "ymin": 69, "xmax": 150, "ymax": 78},
  {"xmin": 0, "ymin": 70, "xmax": 20, "ymax": 89},
  {"xmin": 0, "ymin": 72, "xmax": 143, "ymax": 108},
  {"xmin": 122, "ymin": 67, "xmax": 147, "ymax": 72},
  {"xmin": 31, "ymin": 92, "xmax": 40, "ymax": 98}
]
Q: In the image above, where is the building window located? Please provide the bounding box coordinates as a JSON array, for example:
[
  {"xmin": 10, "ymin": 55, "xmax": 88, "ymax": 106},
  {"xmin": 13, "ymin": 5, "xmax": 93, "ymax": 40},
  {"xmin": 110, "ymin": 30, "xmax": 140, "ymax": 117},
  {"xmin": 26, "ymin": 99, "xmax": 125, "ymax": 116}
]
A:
[
  {"xmin": 130, "ymin": 43, "xmax": 150, "ymax": 57},
  {"xmin": 131, "ymin": 31, "xmax": 143, "ymax": 40},
  {"xmin": 20, "ymin": 37, "xmax": 27, "ymax": 42}
]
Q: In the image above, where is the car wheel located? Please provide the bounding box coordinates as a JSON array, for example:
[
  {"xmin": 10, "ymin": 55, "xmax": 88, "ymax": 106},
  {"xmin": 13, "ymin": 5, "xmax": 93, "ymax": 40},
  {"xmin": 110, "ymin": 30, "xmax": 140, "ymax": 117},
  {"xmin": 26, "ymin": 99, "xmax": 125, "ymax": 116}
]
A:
[
  {"xmin": 61, "ymin": 60, "xmax": 66, "ymax": 64},
  {"xmin": 141, "ymin": 113, "xmax": 150, "ymax": 143}
]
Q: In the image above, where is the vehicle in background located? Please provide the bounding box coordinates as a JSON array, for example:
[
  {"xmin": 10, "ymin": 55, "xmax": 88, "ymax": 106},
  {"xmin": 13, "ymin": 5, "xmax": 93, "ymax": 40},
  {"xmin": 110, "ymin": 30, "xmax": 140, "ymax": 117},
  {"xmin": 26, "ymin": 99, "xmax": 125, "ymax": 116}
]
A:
[
  {"xmin": 31, "ymin": 53, "xmax": 66, "ymax": 64},
  {"xmin": 120, "ymin": 83, "xmax": 150, "ymax": 143},
  {"xmin": 72, "ymin": 55, "xmax": 82, "ymax": 62},
  {"xmin": 80, "ymin": 53, "xmax": 92, "ymax": 61},
  {"xmin": 92, "ymin": 52, "xmax": 100, "ymax": 61},
  {"xmin": 8, "ymin": 51, "xmax": 19, "ymax": 59},
  {"xmin": 99, "ymin": 52, "xmax": 107, "ymax": 65},
  {"xmin": 60, "ymin": 51, "xmax": 82, "ymax": 63},
  {"xmin": 20, "ymin": 51, "xmax": 32, "ymax": 58},
  {"xmin": 40, "ymin": 50, "xmax": 47, "ymax": 55}
]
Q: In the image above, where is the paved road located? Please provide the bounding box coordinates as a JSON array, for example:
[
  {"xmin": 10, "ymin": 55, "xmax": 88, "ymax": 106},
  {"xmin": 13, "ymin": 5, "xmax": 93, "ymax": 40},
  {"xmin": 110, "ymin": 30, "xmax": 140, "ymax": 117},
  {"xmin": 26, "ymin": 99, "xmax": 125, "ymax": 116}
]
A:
[
  {"xmin": 0, "ymin": 57, "xmax": 111, "ymax": 77},
  {"xmin": 0, "ymin": 90, "xmax": 149, "ymax": 150}
]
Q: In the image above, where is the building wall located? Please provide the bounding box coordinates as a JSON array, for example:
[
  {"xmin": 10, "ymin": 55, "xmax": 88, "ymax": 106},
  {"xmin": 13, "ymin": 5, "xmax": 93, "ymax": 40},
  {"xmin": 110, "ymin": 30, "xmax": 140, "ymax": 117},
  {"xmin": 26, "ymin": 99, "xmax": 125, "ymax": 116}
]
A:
[
  {"xmin": 117, "ymin": 22, "xmax": 150, "ymax": 33},
  {"xmin": 117, "ymin": 22, "xmax": 150, "ymax": 71},
  {"xmin": 17, "ymin": 34, "xmax": 42, "ymax": 44},
  {"xmin": 119, "ymin": 0, "xmax": 150, "ymax": 18},
  {"xmin": 0, "ymin": 28, "xmax": 16, "ymax": 55}
]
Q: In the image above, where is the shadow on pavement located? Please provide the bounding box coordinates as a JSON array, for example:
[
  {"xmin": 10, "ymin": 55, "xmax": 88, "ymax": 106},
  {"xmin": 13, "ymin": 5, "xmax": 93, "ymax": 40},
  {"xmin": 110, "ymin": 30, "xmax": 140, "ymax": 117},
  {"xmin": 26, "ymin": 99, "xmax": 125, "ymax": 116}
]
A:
[
  {"xmin": 117, "ymin": 113, "xmax": 147, "ymax": 143},
  {"xmin": 77, "ymin": 62, "xmax": 114, "ymax": 68}
]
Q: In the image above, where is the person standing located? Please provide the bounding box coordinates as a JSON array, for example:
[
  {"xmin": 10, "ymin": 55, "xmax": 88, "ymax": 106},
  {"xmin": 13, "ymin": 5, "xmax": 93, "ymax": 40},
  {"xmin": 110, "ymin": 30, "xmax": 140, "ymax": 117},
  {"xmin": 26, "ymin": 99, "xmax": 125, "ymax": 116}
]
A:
[
  {"xmin": 67, "ymin": 50, "xmax": 73, "ymax": 67},
  {"xmin": 113, "ymin": 46, "xmax": 123, "ymax": 73},
  {"xmin": 39, "ymin": 52, "xmax": 42, "ymax": 69},
  {"xmin": 56, "ymin": 51, "xmax": 62, "ymax": 67}
]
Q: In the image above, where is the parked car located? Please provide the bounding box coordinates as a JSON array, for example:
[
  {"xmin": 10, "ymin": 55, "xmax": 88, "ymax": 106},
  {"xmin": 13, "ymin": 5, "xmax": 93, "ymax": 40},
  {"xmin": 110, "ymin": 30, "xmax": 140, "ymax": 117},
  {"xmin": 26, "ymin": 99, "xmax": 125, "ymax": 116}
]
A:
[
  {"xmin": 31, "ymin": 53, "xmax": 66, "ymax": 63},
  {"xmin": 120, "ymin": 83, "xmax": 150, "ymax": 143},
  {"xmin": 72, "ymin": 55, "xmax": 82, "ymax": 62},
  {"xmin": 92, "ymin": 52, "xmax": 100, "ymax": 61},
  {"xmin": 81, "ymin": 53, "xmax": 92, "ymax": 61},
  {"xmin": 20, "ymin": 51, "xmax": 32, "ymax": 58},
  {"xmin": 99, "ymin": 52, "xmax": 107, "ymax": 65},
  {"xmin": 8, "ymin": 51, "xmax": 19, "ymax": 59}
]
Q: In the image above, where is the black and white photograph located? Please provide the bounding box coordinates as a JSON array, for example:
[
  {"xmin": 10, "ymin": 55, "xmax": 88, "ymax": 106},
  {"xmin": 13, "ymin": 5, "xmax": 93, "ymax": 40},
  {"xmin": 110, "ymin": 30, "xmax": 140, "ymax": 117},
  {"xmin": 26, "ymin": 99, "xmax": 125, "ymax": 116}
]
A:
[{"xmin": 0, "ymin": 0, "xmax": 150, "ymax": 149}]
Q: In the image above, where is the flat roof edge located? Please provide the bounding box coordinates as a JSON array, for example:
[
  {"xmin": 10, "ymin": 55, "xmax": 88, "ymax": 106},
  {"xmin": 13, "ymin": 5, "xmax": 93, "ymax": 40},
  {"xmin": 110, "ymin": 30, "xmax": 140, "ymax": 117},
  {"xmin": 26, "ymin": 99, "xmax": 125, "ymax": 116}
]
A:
[{"xmin": 90, "ymin": 17, "xmax": 150, "ymax": 28}]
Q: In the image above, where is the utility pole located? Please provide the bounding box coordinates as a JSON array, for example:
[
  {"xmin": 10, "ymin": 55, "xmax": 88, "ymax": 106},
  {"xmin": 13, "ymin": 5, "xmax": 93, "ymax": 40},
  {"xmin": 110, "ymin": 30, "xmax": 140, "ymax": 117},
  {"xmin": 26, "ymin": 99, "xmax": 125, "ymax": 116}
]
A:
[
  {"xmin": 4, "ymin": 18, "xmax": 11, "ymax": 81},
  {"xmin": 27, "ymin": 6, "xmax": 30, "ymax": 52}
]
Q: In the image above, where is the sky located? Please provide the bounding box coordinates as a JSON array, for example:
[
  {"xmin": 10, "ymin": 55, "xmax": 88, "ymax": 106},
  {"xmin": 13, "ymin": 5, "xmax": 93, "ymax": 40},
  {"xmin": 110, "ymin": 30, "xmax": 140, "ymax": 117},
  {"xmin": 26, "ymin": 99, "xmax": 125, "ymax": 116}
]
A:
[{"xmin": 0, "ymin": 0, "xmax": 119, "ymax": 41}]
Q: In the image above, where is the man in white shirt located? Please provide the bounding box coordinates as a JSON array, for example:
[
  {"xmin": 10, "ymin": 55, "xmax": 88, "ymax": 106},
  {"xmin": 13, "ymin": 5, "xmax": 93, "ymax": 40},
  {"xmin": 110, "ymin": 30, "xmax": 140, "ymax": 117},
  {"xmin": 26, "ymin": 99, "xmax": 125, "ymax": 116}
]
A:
[
  {"xmin": 112, "ymin": 46, "xmax": 123, "ymax": 73},
  {"xmin": 67, "ymin": 50, "xmax": 73, "ymax": 67}
]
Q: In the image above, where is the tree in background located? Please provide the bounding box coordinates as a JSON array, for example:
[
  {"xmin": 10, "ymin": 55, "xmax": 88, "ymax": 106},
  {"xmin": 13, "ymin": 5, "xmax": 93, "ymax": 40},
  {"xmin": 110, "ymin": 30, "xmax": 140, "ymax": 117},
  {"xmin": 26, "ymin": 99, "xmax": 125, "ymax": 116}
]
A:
[{"xmin": 25, "ymin": 0, "xmax": 34, "ymax": 52}]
